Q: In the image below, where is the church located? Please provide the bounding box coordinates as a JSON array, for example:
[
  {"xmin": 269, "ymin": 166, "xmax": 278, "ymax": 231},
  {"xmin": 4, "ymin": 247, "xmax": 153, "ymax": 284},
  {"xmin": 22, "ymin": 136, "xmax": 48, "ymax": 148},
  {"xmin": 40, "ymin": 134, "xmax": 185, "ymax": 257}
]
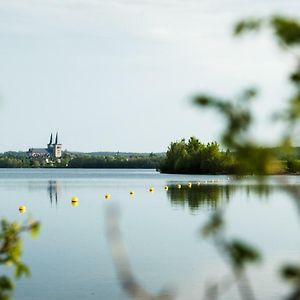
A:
[{"xmin": 28, "ymin": 133, "xmax": 62, "ymax": 159}]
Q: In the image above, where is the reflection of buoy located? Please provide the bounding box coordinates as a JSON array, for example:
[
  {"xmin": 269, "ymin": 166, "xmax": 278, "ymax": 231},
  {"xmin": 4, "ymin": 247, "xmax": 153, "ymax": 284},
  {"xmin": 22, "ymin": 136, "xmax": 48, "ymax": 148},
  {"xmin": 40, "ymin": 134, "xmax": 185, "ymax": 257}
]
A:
[
  {"xmin": 149, "ymin": 187, "xmax": 154, "ymax": 193},
  {"xmin": 71, "ymin": 201, "xmax": 78, "ymax": 207},
  {"xmin": 71, "ymin": 196, "xmax": 78, "ymax": 203},
  {"xmin": 164, "ymin": 186, "xmax": 169, "ymax": 191},
  {"xmin": 177, "ymin": 184, "xmax": 181, "ymax": 189},
  {"xmin": 19, "ymin": 205, "xmax": 26, "ymax": 214},
  {"xmin": 129, "ymin": 191, "xmax": 135, "ymax": 196},
  {"xmin": 105, "ymin": 194, "xmax": 111, "ymax": 200},
  {"xmin": 188, "ymin": 182, "xmax": 192, "ymax": 188}
]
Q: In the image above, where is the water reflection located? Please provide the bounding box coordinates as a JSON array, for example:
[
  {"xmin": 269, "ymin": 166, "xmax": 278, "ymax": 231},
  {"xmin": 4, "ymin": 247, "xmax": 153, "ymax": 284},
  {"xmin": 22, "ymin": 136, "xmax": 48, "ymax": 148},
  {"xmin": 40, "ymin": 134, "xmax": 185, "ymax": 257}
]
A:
[
  {"xmin": 1, "ymin": 170, "xmax": 300, "ymax": 299},
  {"xmin": 166, "ymin": 183, "xmax": 275, "ymax": 211},
  {"xmin": 166, "ymin": 184, "xmax": 230, "ymax": 211},
  {"xmin": 47, "ymin": 180, "xmax": 60, "ymax": 207},
  {"xmin": 108, "ymin": 182, "xmax": 300, "ymax": 299}
]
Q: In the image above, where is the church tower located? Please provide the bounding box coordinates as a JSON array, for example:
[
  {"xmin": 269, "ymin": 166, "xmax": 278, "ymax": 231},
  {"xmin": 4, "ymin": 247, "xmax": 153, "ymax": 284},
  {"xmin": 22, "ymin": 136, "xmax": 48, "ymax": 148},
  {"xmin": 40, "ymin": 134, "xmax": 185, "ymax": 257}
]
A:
[
  {"xmin": 47, "ymin": 133, "xmax": 54, "ymax": 155},
  {"xmin": 48, "ymin": 133, "xmax": 53, "ymax": 146},
  {"xmin": 53, "ymin": 132, "xmax": 62, "ymax": 158}
]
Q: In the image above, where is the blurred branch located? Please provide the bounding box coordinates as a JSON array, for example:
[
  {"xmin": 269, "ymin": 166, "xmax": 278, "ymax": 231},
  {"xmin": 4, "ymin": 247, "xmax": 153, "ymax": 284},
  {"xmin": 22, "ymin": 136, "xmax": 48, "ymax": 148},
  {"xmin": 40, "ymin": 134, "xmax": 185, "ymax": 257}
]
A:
[
  {"xmin": 201, "ymin": 211, "xmax": 260, "ymax": 300},
  {"xmin": 105, "ymin": 205, "xmax": 173, "ymax": 300}
]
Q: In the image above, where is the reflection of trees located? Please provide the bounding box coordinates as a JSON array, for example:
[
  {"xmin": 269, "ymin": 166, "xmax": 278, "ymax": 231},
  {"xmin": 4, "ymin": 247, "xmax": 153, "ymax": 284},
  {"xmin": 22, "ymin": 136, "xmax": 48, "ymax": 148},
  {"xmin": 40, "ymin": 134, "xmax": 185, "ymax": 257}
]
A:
[
  {"xmin": 245, "ymin": 184, "xmax": 272, "ymax": 200},
  {"xmin": 167, "ymin": 185, "xmax": 233, "ymax": 211},
  {"xmin": 167, "ymin": 184, "xmax": 274, "ymax": 212}
]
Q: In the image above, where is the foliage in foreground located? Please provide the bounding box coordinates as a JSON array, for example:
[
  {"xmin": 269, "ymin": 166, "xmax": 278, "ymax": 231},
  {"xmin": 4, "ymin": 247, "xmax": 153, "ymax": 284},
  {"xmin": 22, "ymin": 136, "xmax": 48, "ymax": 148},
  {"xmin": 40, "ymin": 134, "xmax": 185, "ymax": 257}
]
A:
[
  {"xmin": 192, "ymin": 13, "xmax": 300, "ymax": 300},
  {"xmin": 0, "ymin": 218, "xmax": 40, "ymax": 300},
  {"xmin": 193, "ymin": 14, "xmax": 300, "ymax": 176}
]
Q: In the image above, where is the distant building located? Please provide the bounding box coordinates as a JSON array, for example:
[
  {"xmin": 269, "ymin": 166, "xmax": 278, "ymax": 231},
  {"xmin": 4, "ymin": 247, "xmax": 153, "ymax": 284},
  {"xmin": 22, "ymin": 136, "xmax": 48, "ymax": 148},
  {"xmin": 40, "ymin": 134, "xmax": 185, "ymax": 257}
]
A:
[{"xmin": 28, "ymin": 133, "xmax": 62, "ymax": 159}]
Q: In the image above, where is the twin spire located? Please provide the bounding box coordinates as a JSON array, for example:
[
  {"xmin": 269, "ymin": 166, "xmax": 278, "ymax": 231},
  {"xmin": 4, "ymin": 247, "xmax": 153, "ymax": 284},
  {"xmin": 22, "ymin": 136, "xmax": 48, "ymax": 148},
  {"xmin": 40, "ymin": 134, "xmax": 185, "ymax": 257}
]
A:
[{"xmin": 49, "ymin": 132, "xmax": 59, "ymax": 145}]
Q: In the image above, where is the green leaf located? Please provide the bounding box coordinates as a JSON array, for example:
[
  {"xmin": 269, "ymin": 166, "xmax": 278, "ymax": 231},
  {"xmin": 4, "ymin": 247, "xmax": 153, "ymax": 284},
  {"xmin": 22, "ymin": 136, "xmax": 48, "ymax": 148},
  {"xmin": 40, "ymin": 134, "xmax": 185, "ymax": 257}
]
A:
[
  {"xmin": 29, "ymin": 222, "xmax": 41, "ymax": 239},
  {"xmin": 15, "ymin": 262, "xmax": 30, "ymax": 279},
  {"xmin": 234, "ymin": 19, "xmax": 262, "ymax": 35}
]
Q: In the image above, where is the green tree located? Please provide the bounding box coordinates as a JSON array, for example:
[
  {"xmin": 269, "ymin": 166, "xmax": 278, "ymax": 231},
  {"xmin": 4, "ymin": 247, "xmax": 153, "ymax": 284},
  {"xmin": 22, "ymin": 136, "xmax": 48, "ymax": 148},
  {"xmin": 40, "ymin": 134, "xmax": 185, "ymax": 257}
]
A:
[{"xmin": 160, "ymin": 138, "xmax": 233, "ymax": 174}]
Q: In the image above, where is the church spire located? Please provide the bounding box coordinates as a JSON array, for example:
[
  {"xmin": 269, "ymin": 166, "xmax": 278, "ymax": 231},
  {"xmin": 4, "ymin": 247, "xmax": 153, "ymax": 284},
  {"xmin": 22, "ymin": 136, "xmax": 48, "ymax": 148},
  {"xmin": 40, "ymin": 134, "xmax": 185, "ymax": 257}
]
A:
[
  {"xmin": 49, "ymin": 133, "xmax": 53, "ymax": 145},
  {"xmin": 55, "ymin": 132, "xmax": 58, "ymax": 144}
]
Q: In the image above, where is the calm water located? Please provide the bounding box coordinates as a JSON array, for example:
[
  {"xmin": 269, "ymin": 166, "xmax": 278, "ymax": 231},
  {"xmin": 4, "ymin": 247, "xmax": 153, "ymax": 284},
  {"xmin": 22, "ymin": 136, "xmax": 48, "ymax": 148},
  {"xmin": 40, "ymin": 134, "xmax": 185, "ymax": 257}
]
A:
[{"xmin": 0, "ymin": 169, "xmax": 299, "ymax": 300}]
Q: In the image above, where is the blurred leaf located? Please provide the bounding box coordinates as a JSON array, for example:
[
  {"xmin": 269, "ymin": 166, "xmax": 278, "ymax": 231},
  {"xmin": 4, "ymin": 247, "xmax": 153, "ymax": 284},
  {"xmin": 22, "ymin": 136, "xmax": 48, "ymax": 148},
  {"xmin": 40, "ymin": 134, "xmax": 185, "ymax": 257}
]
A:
[
  {"xmin": 15, "ymin": 262, "xmax": 30, "ymax": 279},
  {"xmin": 193, "ymin": 95, "xmax": 215, "ymax": 107},
  {"xmin": 29, "ymin": 222, "xmax": 40, "ymax": 239},
  {"xmin": 281, "ymin": 264, "xmax": 300, "ymax": 282},
  {"xmin": 287, "ymin": 92, "xmax": 300, "ymax": 122},
  {"xmin": 202, "ymin": 212, "xmax": 224, "ymax": 237},
  {"xmin": 0, "ymin": 276, "xmax": 13, "ymax": 291},
  {"xmin": 290, "ymin": 66, "xmax": 300, "ymax": 85},
  {"xmin": 225, "ymin": 240, "xmax": 261, "ymax": 269},
  {"xmin": 234, "ymin": 19, "xmax": 262, "ymax": 35},
  {"xmin": 271, "ymin": 16, "xmax": 300, "ymax": 46},
  {"xmin": 238, "ymin": 88, "xmax": 258, "ymax": 103}
]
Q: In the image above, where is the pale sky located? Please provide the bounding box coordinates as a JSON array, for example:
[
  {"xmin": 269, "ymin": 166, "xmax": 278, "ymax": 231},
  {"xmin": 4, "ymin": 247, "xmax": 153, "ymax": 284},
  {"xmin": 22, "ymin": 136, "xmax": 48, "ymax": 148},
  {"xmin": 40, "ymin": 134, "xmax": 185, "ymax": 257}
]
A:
[{"xmin": 0, "ymin": 0, "xmax": 299, "ymax": 152}]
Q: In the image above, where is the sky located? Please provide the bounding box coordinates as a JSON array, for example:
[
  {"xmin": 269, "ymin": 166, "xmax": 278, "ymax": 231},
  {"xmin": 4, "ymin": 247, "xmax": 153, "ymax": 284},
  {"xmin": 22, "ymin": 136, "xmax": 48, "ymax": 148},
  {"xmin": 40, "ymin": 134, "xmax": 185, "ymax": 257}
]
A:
[{"xmin": 0, "ymin": 0, "xmax": 299, "ymax": 152}]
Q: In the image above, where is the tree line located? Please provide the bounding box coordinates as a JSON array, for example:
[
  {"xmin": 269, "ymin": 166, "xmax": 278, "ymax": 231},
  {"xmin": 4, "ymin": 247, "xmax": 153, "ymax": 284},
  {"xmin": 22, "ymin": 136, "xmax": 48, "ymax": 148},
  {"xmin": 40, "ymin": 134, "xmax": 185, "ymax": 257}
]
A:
[
  {"xmin": 1, "ymin": 139, "xmax": 300, "ymax": 174},
  {"xmin": 68, "ymin": 155, "xmax": 162, "ymax": 169},
  {"xmin": 159, "ymin": 137, "xmax": 300, "ymax": 174},
  {"xmin": 0, "ymin": 153, "xmax": 163, "ymax": 169}
]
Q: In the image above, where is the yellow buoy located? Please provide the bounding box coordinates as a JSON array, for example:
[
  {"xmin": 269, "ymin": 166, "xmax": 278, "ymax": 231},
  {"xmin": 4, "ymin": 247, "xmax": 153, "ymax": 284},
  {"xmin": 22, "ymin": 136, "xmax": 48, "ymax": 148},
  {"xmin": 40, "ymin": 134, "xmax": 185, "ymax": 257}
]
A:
[
  {"xmin": 188, "ymin": 182, "xmax": 192, "ymax": 188},
  {"xmin": 71, "ymin": 196, "xmax": 78, "ymax": 202},
  {"xmin": 149, "ymin": 187, "xmax": 154, "ymax": 193},
  {"xmin": 105, "ymin": 194, "xmax": 111, "ymax": 200},
  {"xmin": 177, "ymin": 184, "xmax": 181, "ymax": 189},
  {"xmin": 71, "ymin": 201, "xmax": 78, "ymax": 207},
  {"xmin": 164, "ymin": 186, "xmax": 169, "ymax": 191},
  {"xmin": 19, "ymin": 205, "xmax": 26, "ymax": 214},
  {"xmin": 129, "ymin": 191, "xmax": 135, "ymax": 196}
]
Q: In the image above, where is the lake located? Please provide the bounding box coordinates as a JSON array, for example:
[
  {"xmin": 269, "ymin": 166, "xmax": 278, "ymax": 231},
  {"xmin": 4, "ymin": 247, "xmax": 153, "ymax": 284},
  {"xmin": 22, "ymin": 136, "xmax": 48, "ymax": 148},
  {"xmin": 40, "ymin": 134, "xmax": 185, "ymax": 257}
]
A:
[{"xmin": 0, "ymin": 169, "xmax": 299, "ymax": 300}]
